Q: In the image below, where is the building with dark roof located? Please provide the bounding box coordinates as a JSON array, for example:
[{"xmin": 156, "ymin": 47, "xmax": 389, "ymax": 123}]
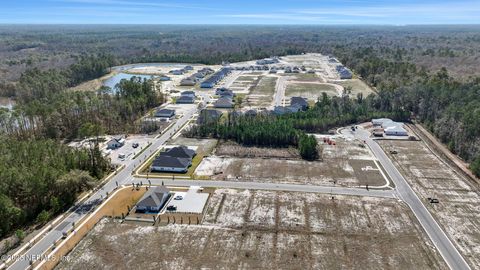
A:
[
  {"xmin": 176, "ymin": 96, "xmax": 195, "ymax": 104},
  {"xmin": 214, "ymin": 97, "xmax": 234, "ymax": 108},
  {"xmin": 155, "ymin": 108, "xmax": 175, "ymax": 118},
  {"xmin": 290, "ymin": 97, "xmax": 308, "ymax": 111},
  {"xmin": 163, "ymin": 145, "xmax": 196, "ymax": 159},
  {"xmin": 180, "ymin": 78, "xmax": 196, "ymax": 86},
  {"xmin": 197, "ymin": 109, "xmax": 222, "ymax": 124},
  {"xmin": 136, "ymin": 185, "xmax": 170, "ymax": 213},
  {"xmin": 215, "ymin": 87, "xmax": 234, "ymax": 98},
  {"xmin": 151, "ymin": 156, "xmax": 191, "ymax": 172},
  {"xmin": 150, "ymin": 146, "xmax": 196, "ymax": 173}
]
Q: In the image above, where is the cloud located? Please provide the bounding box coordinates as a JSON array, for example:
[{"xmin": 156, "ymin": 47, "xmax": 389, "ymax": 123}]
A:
[{"xmin": 50, "ymin": 0, "xmax": 218, "ymax": 10}]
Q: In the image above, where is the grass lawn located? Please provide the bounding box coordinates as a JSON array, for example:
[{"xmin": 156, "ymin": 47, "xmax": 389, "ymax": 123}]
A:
[
  {"xmin": 336, "ymin": 79, "xmax": 376, "ymax": 96},
  {"xmin": 285, "ymin": 83, "xmax": 338, "ymax": 99},
  {"xmin": 236, "ymin": 75, "xmax": 258, "ymax": 82},
  {"xmin": 250, "ymin": 76, "xmax": 277, "ymax": 95}
]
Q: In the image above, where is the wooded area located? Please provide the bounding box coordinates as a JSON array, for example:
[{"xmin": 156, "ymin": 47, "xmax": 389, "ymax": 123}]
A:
[{"xmin": 0, "ymin": 57, "xmax": 163, "ymax": 238}]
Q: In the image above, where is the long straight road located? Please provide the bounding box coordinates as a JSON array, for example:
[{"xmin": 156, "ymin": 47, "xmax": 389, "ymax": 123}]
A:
[
  {"xmin": 353, "ymin": 128, "xmax": 471, "ymax": 270},
  {"xmin": 132, "ymin": 178, "xmax": 397, "ymax": 199},
  {"xmin": 7, "ymin": 107, "xmax": 198, "ymax": 270}
]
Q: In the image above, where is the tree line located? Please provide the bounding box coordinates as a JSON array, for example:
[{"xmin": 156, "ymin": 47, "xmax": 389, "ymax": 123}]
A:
[
  {"xmin": 335, "ymin": 47, "xmax": 480, "ymax": 177},
  {"xmin": 186, "ymin": 93, "xmax": 408, "ymax": 161}
]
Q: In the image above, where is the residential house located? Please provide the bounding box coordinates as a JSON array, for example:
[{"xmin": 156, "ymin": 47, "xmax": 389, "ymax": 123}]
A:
[
  {"xmin": 150, "ymin": 146, "xmax": 196, "ymax": 173},
  {"xmin": 214, "ymin": 97, "xmax": 234, "ymax": 108},
  {"xmin": 197, "ymin": 109, "xmax": 222, "ymax": 124},
  {"xmin": 215, "ymin": 87, "xmax": 234, "ymax": 98},
  {"xmin": 290, "ymin": 97, "xmax": 308, "ymax": 111},
  {"xmin": 176, "ymin": 96, "xmax": 195, "ymax": 104},
  {"xmin": 155, "ymin": 108, "xmax": 175, "ymax": 118},
  {"xmin": 180, "ymin": 78, "xmax": 196, "ymax": 86},
  {"xmin": 159, "ymin": 75, "xmax": 171, "ymax": 81},
  {"xmin": 136, "ymin": 185, "xmax": 170, "ymax": 213},
  {"xmin": 106, "ymin": 136, "xmax": 125, "ymax": 149}
]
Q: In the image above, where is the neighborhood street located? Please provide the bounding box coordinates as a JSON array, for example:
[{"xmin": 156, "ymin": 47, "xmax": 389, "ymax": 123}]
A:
[
  {"xmin": 7, "ymin": 106, "xmax": 197, "ymax": 270},
  {"xmin": 353, "ymin": 128, "xmax": 471, "ymax": 270}
]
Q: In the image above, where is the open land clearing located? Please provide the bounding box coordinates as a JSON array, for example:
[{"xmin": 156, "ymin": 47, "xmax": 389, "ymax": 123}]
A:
[
  {"xmin": 196, "ymin": 136, "xmax": 390, "ymax": 188},
  {"xmin": 334, "ymin": 79, "xmax": 376, "ymax": 96},
  {"xmin": 246, "ymin": 76, "xmax": 277, "ymax": 107},
  {"xmin": 379, "ymin": 139, "xmax": 480, "ymax": 269},
  {"xmin": 56, "ymin": 189, "xmax": 446, "ymax": 270},
  {"xmin": 285, "ymin": 82, "xmax": 341, "ymax": 99}
]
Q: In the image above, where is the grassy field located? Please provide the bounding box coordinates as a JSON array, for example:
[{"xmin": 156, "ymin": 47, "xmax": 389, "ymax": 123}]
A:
[
  {"xmin": 336, "ymin": 79, "xmax": 376, "ymax": 96},
  {"xmin": 57, "ymin": 189, "xmax": 447, "ymax": 270},
  {"xmin": 285, "ymin": 82, "xmax": 339, "ymax": 99},
  {"xmin": 236, "ymin": 75, "xmax": 258, "ymax": 82},
  {"xmin": 250, "ymin": 76, "xmax": 277, "ymax": 96}
]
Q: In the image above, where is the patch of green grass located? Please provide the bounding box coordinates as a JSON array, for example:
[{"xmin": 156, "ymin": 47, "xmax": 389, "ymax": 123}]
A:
[
  {"xmin": 336, "ymin": 79, "xmax": 375, "ymax": 96},
  {"xmin": 285, "ymin": 83, "xmax": 338, "ymax": 98},
  {"xmin": 251, "ymin": 76, "xmax": 277, "ymax": 95}
]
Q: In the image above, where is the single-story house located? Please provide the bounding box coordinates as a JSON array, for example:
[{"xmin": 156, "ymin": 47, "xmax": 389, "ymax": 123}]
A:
[
  {"xmin": 136, "ymin": 185, "xmax": 170, "ymax": 213},
  {"xmin": 169, "ymin": 69, "xmax": 184, "ymax": 75},
  {"xmin": 176, "ymin": 96, "xmax": 195, "ymax": 104},
  {"xmin": 163, "ymin": 145, "xmax": 196, "ymax": 159},
  {"xmin": 180, "ymin": 78, "xmax": 196, "ymax": 86},
  {"xmin": 159, "ymin": 75, "xmax": 171, "ymax": 81},
  {"xmin": 150, "ymin": 146, "xmax": 196, "ymax": 173},
  {"xmin": 181, "ymin": 91, "xmax": 196, "ymax": 98},
  {"xmin": 155, "ymin": 108, "xmax": 175, "ymax": 118},
  {"xmin": 215, "ymin": 88, "xmax": 234, "ymax": 97},
  {"xmin": 385, "ymin": 125, "xmax": 408, "ymax": 136},
  {"xmin": 184, "ymin": 65, "xmax": 194, "ymax": 71},
  {"xmin": 197, "ymin": 109, "xmax": 222, "ymax": 124},
  {"xmin": 106, "ymin": 136, "xmax": 125, "ymax": 149},
  {"xmin": 214, "ymin": 97, "xmax": 234, "ymax": 108},
  {"xmin": 201, "ymin": 81, "xmax": 215, "ymax": 88},
  {"xmin": 290, "ymin": 96, "xmax": 308, "ymax": 111},
  {"xmin": 151, "ymin": 156, "xmax": 191, "ymax": 172}
]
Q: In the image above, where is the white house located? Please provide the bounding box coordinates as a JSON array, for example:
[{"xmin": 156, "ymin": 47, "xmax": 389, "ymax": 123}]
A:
[{"xmin": 106, "ymin": 137, "xmax": 125, "ymax": 149}]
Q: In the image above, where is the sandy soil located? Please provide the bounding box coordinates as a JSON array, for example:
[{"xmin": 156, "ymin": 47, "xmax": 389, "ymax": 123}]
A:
[
  {"xmin": 380, "ymin": 140, "xmax": 480, "ymax": 269},
  {"xmin": 56, "ymin": 189, "xmax": 447, "ymax": 270}
]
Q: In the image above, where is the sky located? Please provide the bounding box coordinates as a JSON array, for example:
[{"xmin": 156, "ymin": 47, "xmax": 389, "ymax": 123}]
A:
[{"xmin": 1, "ymin": 0, "xmax": 479, "ymax": 25}]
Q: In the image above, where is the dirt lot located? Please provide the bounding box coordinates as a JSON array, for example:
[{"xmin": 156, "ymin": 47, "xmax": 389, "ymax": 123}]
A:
[
  {"xmin": 196, "ymin": 136, "xmax": 390, "ymax": 188},
  {"xmin": 379, "ymin": 140, "xmax": 480, "ymax": 269},
  {"xmin": 56, "ymin": 189, "xmax": 446, "ymax": 270},
  {"xmin": 215, "ymin": 141, "xmax": 299, "ymax": 159}
]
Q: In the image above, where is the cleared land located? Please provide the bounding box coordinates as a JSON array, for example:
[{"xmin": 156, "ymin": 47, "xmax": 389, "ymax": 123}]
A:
[
  {"xmin": 379, "ymin": 140, "xmax": 480, "ymax": 269},
  {"xmin": 56, "ymin": 189, "xmax": 446, "ymax": 270},
  {"xmin": 335, "ymin": 79, "xmax": 376, "ymax": 96},
  {"xmin": 245, "ymin": 76, "xmax": 277, "ymax": 107},
  {"xmin": 196, "ymin": 136, "xmax": 389, "ymax": 188},
  {"xmin": 285, "ymin": 82, "xmax": 340, "ymax": 99}
]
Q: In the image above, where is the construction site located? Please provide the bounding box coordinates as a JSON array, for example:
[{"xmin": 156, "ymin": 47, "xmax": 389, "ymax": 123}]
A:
[{"xmin": 55, "ymin": 189, "xmax": 446, "ymax": 270}]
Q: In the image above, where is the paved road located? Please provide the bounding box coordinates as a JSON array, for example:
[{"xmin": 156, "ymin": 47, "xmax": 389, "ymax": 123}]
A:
[
  {"xmin": 353, "ymin": 127, "xmax": 471, "ymax": 270},
  {"xmin": 8, "ymin": 107, "xmax": 198, "ymax": 270},
  {"xmin": 131, "ymin": 178, "xmax": 397, "ymax": 199},
  {"xmin": 273, "ymin": 76, "xmax": 287, "ymax": 107}
]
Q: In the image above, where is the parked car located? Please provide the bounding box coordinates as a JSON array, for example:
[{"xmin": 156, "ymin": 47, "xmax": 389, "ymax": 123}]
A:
[
  {"xmin": 167, "ymin": 205, "xmax": 177, "ymax": 211},
  {"xmin": 174, "ymin": 195, "xmax": 183, "ymax": 200},
  {"xmin": 427, "ymin": 197, "xmax": 439, "ymax": 203},
  {"xmin": 118, "ymin": 153, "xmax": 126, "ymax": 160},
  {"xmin": 390, "ymin": 150, "xmax": 398, "ymax": 154},
  {"xmin": 132, "ymin": 143, "xmax": 139, "ymax": 148}
]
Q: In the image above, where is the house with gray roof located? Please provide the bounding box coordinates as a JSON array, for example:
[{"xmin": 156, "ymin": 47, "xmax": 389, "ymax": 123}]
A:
[
  {"xmin": 155, "ymin": 108, "xmax": 175, "ymax": 118},
  {"xmin": 136, "ymin": 185, "xmax": 170, "ymax": 213},
  {"xmin": 214, "ymin": 97, "xmax": 234, "ymax": 108},
  {"xmin": 197, "ymin": 109, "xmax": 222, "ymax": 124},
  {"xmin": 150, "ymin": 146, "xmax": 196, "ymax": 173},
  {"xmin": 290, "ymin": 97, "xmax": 308, "ymax": 111}
]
